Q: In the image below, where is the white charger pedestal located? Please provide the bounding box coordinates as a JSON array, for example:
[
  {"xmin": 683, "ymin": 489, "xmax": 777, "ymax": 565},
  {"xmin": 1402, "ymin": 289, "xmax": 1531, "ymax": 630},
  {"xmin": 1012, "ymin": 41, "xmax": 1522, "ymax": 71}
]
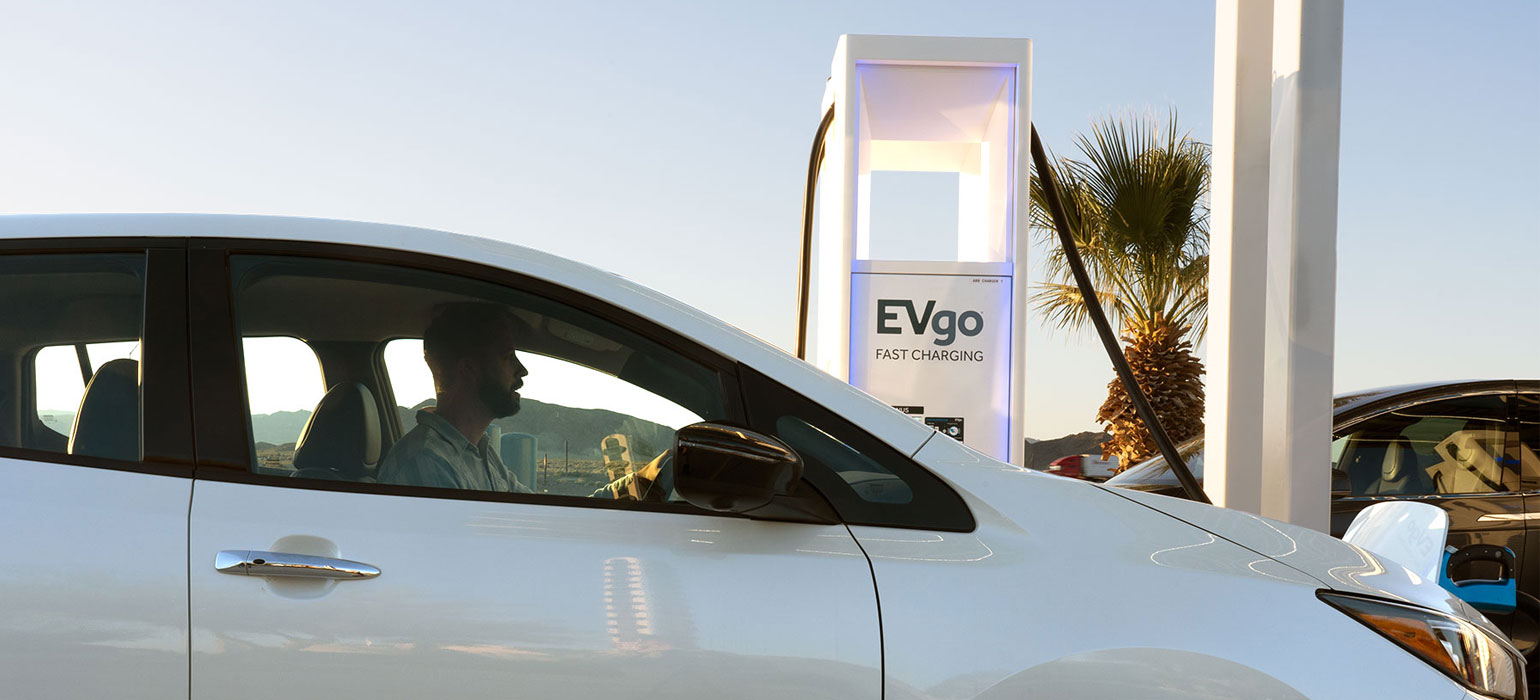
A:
[{"xmin": 806, "ymin": 35, "xmax": 1032, "ymax": 465}]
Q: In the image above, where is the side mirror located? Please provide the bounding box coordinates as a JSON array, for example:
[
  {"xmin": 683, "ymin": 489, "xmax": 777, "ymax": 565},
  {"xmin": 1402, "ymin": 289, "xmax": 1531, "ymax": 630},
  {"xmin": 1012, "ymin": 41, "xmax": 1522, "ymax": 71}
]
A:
[{"xmin": 672, "ymin": 422, "xmax": 802, "ymax": 513}]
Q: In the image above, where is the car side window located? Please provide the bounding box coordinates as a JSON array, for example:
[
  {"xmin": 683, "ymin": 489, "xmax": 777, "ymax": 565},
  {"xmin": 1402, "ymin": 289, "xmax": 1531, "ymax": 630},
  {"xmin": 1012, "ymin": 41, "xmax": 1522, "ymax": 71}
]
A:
[
  {"xmin": 229, "ymin": 255, "xmax": 732, "ymax": 507},
  {"xmin": 1335, "ymin": 394, "xmax": 1513, "ymax": 497},
  {"xmin": 740, "ymin": 367, "xmax": 973, "ymax": 531},
  {"xmin": 0, "ymin": 253, "xmax": 145, "ymax": 462},
  {"xmin": 381, "ymin": 337, "xmax": 706, "ymax": 497}
]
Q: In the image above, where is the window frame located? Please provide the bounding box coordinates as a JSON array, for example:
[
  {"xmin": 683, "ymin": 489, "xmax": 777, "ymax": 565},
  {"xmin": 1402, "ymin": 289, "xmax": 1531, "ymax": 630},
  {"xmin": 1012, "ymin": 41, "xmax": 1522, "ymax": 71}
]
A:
[
  {"xmin": 0, "ymin": 238, "xmax": 193, "ymax": 478},
  {"xmin": 188, "ymin": 237, "xmax": 782, "ymax": 519}
]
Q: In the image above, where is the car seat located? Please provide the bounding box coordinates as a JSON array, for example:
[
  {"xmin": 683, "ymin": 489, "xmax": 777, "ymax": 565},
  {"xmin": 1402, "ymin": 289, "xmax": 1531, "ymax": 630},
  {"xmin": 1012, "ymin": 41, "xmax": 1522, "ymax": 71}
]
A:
[
  {"xmin": 68, "ymin": 358, "xmax": 140, "ymax": 461},
  {"xmin": 1363, "ymin": 437, "xmax": 1429, "ymax": 495},
  {"xmin": 1429, "ymin": 430, "xmax": 1507, "ymax": 494},
  {"xmin": 291, "ymin": 382, "xmax": 381, "ymax": 482}
]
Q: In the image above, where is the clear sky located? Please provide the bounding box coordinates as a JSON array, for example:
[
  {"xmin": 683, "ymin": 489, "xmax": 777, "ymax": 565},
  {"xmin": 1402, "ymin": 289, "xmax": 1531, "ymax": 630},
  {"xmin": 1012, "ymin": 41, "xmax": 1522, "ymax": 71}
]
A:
[{"xmin": 4, "ymin": 1, "xmax": 1536, "ymax": 439}]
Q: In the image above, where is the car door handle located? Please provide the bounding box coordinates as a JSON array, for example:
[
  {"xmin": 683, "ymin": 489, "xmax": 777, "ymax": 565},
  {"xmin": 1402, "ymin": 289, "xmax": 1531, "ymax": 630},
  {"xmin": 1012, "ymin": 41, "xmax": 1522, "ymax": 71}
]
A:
[{"xmin": 215, "ymin": 550, "xmax": 381, "ymax": 580}]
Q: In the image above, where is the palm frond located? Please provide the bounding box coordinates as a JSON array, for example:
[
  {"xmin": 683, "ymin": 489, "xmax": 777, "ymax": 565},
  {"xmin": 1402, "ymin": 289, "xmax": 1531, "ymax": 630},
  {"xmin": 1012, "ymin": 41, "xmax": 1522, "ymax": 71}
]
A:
[
  {"xmin": 1029, "ymin": 109, "xmax": 1210, "ymax": 337},
  {"xmin": 1030, "ymin": 282, "xmax": 1128, "ymax": 333}
]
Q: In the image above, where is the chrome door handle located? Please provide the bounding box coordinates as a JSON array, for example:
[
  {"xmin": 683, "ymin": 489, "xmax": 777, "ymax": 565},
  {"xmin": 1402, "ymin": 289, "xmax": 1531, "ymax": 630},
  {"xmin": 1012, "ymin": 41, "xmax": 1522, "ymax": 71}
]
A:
[{"xmin": 215, "ymin": 550, "xmax": 380, "ymax": 580}]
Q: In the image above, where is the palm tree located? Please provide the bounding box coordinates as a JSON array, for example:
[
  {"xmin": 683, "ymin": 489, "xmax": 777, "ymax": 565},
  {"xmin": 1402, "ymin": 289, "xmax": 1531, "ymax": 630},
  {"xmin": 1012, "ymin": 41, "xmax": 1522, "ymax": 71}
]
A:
[{"xmin": 1030, "ymin": 113, "xmax": 1209, "ymax": 468}]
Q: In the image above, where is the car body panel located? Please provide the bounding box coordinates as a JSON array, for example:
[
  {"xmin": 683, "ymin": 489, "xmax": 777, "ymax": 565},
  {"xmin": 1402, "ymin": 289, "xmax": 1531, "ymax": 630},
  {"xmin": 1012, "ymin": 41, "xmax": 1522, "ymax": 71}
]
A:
[
  {"xmin": 190, "ymin": 479, "xmax": 882, "ymax": 700},
  {"xmin": 868, "ymin": 435, "xmax": 1475, "ymax": 699},
  {"xmin": 0, "ymin": 458, "xmax": 190, "ymax": 699},
  {"xmin": 1105, "ymin": 485, "xmax": 1482, "ymax": 620}
]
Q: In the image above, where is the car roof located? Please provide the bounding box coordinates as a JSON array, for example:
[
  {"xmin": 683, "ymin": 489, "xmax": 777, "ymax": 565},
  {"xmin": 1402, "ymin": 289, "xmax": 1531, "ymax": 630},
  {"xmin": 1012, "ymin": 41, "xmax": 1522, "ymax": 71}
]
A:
[
  {"xmin": 0, "ymin": 213, "xmax": 939, "ymax": 456},
  {"xmin": 1332, "ymin": 379, "xmax": 1534, "ymax": 418}
]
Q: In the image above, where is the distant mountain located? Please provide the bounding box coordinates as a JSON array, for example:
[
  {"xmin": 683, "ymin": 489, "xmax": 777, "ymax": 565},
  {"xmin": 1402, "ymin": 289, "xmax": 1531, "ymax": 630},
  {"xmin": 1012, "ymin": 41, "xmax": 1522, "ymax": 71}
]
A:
[
  {"xmin": 250, "ymin": 410, "xmax": 313, "ymax": 446},
  {"xmin": 253, "ymin": 398, "xmax": 676, "ymax": 461},
  {"xmin": 38, "ymin": 410, "xmax": 74, "ymax": 438},
  {"xmin": 1022, "ymin": 431, "xmax": 1111, "ymax": 470}
]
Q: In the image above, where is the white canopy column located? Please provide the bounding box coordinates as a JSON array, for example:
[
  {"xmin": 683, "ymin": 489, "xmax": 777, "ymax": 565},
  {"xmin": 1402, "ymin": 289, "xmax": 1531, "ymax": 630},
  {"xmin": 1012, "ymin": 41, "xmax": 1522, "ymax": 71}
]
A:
[{"xmin": 1207, "ymin": 0, "xmax": 1344, "ymax": 531}]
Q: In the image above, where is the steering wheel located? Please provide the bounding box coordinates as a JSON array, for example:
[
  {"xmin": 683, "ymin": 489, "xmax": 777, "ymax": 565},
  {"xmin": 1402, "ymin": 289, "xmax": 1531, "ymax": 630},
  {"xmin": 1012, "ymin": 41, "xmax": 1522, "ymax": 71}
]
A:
[{"xmin": 592, "ymin": 450, "xmax": 674, "ymax": 503}]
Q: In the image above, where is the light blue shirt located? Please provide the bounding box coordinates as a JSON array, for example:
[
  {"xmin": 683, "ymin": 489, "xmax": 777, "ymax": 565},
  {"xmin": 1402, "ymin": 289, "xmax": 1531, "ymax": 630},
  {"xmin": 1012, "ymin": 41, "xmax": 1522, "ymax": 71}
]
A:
[{"xmin": 378, "ymin": 410, "xmax": 529, "ymax": 493}]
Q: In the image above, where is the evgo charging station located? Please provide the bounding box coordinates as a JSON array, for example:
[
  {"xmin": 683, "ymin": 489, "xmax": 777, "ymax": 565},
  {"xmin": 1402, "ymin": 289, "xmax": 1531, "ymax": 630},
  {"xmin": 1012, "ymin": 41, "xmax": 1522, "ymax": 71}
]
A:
[{"xmin": 798, "ymin": 35, "xmax": 1032, "ymax": 466}]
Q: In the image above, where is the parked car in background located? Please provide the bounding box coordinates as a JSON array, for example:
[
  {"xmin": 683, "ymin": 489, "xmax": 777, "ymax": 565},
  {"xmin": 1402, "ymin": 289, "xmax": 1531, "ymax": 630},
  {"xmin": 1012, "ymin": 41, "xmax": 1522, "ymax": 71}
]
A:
[
  {"xmin": 1108, "ymin": 380, "xmax": 1540, "ymax": 660},
  {"xmin": 0, "ymin": 216, "xmax": 1524, "ymax": 700},
  {"xmin": 1044, "ymin": 453, "xmax": 1119, "ymax": 481}
]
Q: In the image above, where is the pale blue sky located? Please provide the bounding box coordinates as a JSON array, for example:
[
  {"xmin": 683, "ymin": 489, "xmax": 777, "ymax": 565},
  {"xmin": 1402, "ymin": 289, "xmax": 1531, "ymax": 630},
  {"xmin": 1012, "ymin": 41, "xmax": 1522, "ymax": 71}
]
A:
[{"xmin": 2, "ymin": 0, "xmax": 1535, "ymax": 438}]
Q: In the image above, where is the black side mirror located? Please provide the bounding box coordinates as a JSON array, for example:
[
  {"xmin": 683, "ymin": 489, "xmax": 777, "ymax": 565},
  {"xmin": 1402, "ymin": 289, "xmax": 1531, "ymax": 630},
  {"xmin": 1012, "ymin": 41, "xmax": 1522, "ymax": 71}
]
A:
[{"xmin": 672, "ymin": 422, "xmax": 802, "ymax": 513}]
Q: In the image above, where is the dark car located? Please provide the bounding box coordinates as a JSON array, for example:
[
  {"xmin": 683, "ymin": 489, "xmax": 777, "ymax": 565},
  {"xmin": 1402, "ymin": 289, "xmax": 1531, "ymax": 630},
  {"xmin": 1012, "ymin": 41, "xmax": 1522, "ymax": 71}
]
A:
[{"xmin": 1107, "ymin": 379, "xmax": 1540, "ymax": 655}]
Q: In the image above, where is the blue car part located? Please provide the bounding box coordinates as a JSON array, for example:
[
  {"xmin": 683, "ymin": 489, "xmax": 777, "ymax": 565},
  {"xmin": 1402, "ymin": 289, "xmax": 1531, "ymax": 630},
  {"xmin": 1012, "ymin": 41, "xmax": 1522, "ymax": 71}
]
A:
[{"xmin": 1439, "ymin": 544, "xmax": 1517, "ymax": 615}]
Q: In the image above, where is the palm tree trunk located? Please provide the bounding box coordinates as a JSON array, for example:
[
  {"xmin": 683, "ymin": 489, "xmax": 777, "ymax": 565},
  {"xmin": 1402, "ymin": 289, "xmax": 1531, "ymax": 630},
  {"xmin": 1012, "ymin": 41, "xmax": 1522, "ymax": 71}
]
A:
[{"xmin": 1096, "ymin": 318, "xmax": 1205, "ymax": 468}]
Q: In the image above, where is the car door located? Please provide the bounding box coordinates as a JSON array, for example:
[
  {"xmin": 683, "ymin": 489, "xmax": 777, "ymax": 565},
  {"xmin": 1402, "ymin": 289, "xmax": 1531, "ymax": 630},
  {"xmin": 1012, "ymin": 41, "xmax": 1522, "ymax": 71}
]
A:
[
  {"xmin": 0, "ymin": 240, "xmax": 194, "ymax": 699},
  {"xmin": 184, "ymin": 241, "xmax": 882, "ymax": 700},
  {"xmin": 1329, "ymin": 390, "xmax": 1524, "ymax": 635}
]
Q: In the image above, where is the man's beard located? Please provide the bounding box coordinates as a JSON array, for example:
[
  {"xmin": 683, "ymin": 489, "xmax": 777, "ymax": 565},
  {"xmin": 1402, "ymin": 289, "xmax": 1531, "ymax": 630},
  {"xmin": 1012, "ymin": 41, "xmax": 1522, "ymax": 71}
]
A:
[{"xmin": 480, "ymin": 376, "xmax": 521, "ymax": 418}]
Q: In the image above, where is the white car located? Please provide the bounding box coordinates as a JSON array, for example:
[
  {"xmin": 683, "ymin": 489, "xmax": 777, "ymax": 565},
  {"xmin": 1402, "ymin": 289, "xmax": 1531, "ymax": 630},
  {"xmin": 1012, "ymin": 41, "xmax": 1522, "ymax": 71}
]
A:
[{"xmin": 0, "ymin": 214, "xmax": 1522, "ymax": 699}]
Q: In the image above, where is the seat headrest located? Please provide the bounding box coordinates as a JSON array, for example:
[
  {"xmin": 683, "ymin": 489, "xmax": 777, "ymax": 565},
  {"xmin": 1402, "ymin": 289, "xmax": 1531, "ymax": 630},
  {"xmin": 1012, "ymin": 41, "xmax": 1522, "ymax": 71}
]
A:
[
  {"xmin": 1381, "ymin": 437, "xmax": 1415, "ymax": 481},
  {"xmin": 292, "ymin": 383, "xmax": 381, "ymax": 481},
  {"xmin": 69, "ymin": 358, "xmax": 140, "ymax": 461}
]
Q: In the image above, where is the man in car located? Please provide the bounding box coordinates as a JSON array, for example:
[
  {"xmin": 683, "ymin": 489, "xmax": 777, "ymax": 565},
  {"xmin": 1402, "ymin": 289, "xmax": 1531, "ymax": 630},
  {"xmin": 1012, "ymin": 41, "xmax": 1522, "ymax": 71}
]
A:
[{"xmin": 378, "ymin": 302, "xmax": 532, "ymax": 493}]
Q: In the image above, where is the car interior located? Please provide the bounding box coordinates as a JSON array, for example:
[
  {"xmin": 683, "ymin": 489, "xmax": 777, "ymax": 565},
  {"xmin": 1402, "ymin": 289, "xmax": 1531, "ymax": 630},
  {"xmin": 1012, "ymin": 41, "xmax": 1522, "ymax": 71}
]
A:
[
  {"xmin": 1338, "ymin": 416, "xmax": 1515, "ymax": 496},
  {"xmin": 230, "ymin": 255, "xmax": 724, "ymax": 501},
  {"xmin": 0, "ymin": 252, "xmax": 722, "ymax": 505},
  {"xmin": 0, "ymin": 254, "xmax": 145, "ymax": 459}
]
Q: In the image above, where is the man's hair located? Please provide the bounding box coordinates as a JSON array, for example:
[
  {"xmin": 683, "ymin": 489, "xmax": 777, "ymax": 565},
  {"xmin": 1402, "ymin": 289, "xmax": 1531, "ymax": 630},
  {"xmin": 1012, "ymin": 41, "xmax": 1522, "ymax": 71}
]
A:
[{"xmin": 423, "ymin": 302, "xmax": 522, "ymax": 371}]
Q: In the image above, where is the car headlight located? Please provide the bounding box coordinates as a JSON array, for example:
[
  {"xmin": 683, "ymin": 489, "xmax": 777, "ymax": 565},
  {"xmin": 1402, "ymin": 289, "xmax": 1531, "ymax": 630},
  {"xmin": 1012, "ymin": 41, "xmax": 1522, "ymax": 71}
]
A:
[{"xmin": 1321, "ymin": 591, "xmax": 1523, "ymax": 699}]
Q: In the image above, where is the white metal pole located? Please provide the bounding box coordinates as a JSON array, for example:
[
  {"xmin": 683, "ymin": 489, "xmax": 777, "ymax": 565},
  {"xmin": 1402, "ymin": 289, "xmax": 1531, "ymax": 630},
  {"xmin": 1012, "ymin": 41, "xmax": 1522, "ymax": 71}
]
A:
[
  {"xmin": 1208, "ymin": 0, "xmax": 1343, "ymax": 531},
  {"xmin": 1208, "ymin": 0, "xmax": 1275, "ymax": 517}
]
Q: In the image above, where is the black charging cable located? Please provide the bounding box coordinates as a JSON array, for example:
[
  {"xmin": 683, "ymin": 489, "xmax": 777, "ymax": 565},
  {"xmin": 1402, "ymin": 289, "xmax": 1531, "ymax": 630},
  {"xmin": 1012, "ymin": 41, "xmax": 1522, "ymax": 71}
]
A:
[
  {"xmin": 796, "ymin": 105, "xmax": 837, "ymax": 362},
  {"xmin": 1029, "ymin": 125, "xmax": 1209, "ymax": 504}
]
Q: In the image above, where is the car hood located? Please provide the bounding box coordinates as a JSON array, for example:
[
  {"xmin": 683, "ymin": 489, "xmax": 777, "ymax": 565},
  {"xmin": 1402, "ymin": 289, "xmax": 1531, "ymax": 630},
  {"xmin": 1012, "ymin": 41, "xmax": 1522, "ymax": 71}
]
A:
[{"xmin": 1104, "ymin": 486, "xmax": 1499, "ymax": 630}]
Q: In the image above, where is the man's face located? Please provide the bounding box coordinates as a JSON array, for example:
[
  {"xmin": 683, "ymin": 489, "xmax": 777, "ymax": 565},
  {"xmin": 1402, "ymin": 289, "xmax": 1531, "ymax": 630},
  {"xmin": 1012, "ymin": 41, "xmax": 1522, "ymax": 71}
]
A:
[{"xmin": 475, "ymin": 325, "xmax": 527, "ymax": 419}]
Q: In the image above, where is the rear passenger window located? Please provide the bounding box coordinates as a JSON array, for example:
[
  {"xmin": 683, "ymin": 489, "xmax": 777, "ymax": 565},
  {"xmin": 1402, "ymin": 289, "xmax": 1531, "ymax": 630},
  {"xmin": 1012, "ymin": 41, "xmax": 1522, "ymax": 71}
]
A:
[
  {"xmin": 0, "ymin": 253, "xmax": 145, "ymax": 462},
  {"xmin": 33, "ymin": 341, "xmax": 140, "ymax": 443}
]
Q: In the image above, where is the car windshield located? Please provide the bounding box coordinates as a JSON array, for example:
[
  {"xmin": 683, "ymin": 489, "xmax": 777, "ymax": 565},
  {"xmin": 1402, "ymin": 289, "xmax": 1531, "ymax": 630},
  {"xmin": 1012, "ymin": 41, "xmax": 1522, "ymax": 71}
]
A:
[{"xmin": 1103, "ymin": 438, "xmax": 1205, "ymax": 487}]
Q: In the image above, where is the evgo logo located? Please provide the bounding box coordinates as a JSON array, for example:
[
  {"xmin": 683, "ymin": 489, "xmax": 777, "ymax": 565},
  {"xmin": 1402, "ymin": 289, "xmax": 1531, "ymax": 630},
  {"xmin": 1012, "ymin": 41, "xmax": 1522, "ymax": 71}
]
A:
[{"xmin": 876, "ymin": 299, "xmax": 984, "ymax": 346}]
